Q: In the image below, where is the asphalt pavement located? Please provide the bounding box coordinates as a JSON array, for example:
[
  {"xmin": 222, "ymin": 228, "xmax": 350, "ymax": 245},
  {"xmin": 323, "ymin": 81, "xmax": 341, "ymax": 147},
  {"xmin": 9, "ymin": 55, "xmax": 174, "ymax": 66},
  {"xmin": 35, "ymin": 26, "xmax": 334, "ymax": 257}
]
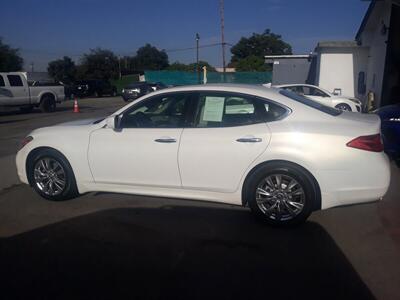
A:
[{"xmin": 0, "ymin": 96, "xmax": 399, "ymax": 300}]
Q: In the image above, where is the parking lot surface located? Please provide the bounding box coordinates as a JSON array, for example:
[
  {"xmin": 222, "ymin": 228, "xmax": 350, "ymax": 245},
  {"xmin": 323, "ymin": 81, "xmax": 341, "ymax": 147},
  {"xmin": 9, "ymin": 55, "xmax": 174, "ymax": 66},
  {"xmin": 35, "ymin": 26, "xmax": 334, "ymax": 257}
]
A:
[{"xmin": 0, "ymin": 97, "xmax": 399, "ymax": 299}]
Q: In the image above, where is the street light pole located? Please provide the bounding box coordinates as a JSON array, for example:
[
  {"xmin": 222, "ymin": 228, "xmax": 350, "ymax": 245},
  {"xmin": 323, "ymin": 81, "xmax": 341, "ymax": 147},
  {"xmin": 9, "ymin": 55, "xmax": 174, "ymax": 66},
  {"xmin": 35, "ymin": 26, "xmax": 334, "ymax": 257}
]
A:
[{"xmin": 196, "ymin": 33, "xmax": 200, "ymax": 84}]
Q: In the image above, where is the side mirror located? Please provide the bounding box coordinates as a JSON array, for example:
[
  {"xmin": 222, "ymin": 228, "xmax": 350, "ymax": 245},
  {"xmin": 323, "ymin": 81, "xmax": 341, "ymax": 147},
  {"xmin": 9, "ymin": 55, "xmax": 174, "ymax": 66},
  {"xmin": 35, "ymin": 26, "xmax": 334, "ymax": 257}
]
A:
[
  {"xmin": 106, "ymin": 115, "xmax": 122, "ymax": 131},
  {"xmin": 333, "ymin": 88, "xmax": 342, "ymax": 96}
]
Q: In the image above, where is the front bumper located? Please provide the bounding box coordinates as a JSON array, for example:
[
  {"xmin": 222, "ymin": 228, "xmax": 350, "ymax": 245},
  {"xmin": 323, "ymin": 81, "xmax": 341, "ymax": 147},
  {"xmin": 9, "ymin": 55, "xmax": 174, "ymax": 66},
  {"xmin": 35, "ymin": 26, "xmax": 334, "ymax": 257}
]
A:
[{"xmin": 121, "ymin": 92, "xmax": 141, "ymax": 101}]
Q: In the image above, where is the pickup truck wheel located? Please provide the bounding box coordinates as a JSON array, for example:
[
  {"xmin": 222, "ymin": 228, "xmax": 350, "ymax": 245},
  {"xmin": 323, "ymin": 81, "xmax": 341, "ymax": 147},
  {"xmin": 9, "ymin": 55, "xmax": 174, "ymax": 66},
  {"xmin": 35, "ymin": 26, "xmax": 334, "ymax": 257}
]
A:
[{"xmin": 40, "ymin": 95, "xmax": 56, "ymax": 113}]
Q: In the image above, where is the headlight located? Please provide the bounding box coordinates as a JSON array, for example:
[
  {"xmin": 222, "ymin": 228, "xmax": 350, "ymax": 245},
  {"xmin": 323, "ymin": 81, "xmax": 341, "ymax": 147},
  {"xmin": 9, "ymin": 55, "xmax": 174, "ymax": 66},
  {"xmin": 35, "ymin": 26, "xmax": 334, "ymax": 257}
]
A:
[
  {"xmin": 19, "ymin": 136, "xmax": 33, "ymax": 150},
  {"xmin": 349, "ymin": 98, "xmax": 362, "ymax": 104},
  {"xmin": 122, "ymin": 88, "xmax": 125, "ymax": 93},
  {"xmin": 128, "ymin": 88, "xmax": 140, "ymax": 93}
]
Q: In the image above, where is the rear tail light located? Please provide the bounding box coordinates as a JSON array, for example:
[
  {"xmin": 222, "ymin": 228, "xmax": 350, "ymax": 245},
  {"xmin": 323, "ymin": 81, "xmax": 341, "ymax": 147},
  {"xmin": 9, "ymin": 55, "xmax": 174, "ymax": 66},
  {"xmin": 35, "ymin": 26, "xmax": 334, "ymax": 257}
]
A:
[
  {"xmin": 19, "ymin": 136, "xmax": 33, "ymax": 150},
  {"xmin": 346, "ymin": 134, "xmax": 384, "ymax": 152}
]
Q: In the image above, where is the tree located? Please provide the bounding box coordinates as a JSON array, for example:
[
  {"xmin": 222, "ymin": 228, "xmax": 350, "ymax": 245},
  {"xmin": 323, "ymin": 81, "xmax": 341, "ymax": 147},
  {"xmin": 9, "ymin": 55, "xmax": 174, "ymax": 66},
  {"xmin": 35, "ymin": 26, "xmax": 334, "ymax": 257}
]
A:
[
  {"xmin": 235, "ymin": 55, "xmax": 270, "ymax": 72},
  {"xmin": 167, "ymin": 62, "xmax": 190, "ymax": 71},
  {"xmin": 79, "ymin": 48, "xmax": 119, "ymax": 80},
  {"xmin": 0, "ymin": 38, "xmax": 24, "ymax": 72},
  {"xmin": 230, "ymin": 29, "xmax": 292, "ymax": 66},
  {"xmin": 167, "ymin": 60, "xmax": 215, "ymax": 72},
  {"xmin": 47, "ymin": 56, "xmax": 77, "ymax": 83},
  {"xmin": 134, "ymin": 44, "xmax": 169, "ymax": 70}
]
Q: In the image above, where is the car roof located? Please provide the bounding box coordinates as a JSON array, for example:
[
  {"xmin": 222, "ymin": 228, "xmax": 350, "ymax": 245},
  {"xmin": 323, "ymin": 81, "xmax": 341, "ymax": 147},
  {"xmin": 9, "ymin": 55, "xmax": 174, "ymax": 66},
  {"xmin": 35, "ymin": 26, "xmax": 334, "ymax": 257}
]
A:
[
  {"xmin": 155, "ymin": 83, "xmax": 281, "ymax": 96},
  {"xmin": 274, "ymin": 83, "xmax": 332, "ymax": 95},
  {"xmin": 125, "ymin": 82, "xmax": 149, "ymax": 88},
  {"xmin": 129, "ymin": 83, "xmax": 299, "ymax": 108},
  {"xmin": 275, "ymin": 83, "xmax": 318, "ymax": 88}
]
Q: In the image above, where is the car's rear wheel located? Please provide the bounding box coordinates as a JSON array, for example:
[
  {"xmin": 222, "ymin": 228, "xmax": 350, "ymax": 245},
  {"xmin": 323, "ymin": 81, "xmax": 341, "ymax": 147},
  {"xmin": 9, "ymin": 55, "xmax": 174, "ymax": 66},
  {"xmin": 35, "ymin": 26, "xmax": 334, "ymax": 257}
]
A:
[
  {"xmin": 335, "ymin": 103, "xmax": 352, "ymax": 111},
  {"xmin": 245, "ymin": 162, "xmax": 317, "ymax": 226},
  {"xmin": 39, "ymin": 95, "xmax": 56, "ymax": 113},
  {"xmin": 28, "ymin": 149, "xmax": 78, "ymax": 201}
]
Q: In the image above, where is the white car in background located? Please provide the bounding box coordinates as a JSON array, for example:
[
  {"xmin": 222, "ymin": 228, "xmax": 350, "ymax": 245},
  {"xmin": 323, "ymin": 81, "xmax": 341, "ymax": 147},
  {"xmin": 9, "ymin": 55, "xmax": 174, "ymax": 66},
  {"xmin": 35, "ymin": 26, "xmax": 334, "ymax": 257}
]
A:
[
  {"xmin": 272, "ymin": 84, "xmax": 363, "ymax": 112},
  {"xmin": 16, "ymin": 84, "xmax": 390, "ymax": 226}
]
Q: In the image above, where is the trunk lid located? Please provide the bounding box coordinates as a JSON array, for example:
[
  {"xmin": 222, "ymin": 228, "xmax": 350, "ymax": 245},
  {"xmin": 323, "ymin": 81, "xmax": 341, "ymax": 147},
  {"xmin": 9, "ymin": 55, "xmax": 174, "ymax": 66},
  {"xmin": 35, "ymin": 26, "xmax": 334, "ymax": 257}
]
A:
[{"xmin": 336, "ymin": 111, "xmax": 381, "ymax": 135}]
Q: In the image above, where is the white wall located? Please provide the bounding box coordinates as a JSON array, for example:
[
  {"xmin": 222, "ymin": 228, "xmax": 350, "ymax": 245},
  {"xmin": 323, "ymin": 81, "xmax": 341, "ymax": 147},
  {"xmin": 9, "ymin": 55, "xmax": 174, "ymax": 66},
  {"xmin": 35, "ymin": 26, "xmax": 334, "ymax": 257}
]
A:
[
  {"xmin": 317, "ymin": 50, "xmax": 355, "ymax": 97},
  {"xmin": 315, "ymin": 46, "xmax": 370, "ymax": 102}
]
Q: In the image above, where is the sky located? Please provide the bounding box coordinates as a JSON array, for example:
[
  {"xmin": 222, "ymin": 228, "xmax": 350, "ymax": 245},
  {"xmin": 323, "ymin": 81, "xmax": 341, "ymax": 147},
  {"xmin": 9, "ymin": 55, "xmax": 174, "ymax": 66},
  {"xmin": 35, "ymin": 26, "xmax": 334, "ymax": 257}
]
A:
[{"xmin": 0, "ymin": 0, "xmax": 370, "ymax": 71}]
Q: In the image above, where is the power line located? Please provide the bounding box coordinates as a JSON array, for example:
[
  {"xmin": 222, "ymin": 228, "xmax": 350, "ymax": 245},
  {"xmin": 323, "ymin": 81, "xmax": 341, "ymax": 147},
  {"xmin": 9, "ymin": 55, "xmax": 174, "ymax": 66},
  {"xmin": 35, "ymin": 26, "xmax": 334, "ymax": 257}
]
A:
[
  {"xmin": 19, "ymin": 42, "xmax": 233, "ymax": 57},
  {"xmin": 164, "ymin": 42, "xmax": 233, "ymax": 53}
]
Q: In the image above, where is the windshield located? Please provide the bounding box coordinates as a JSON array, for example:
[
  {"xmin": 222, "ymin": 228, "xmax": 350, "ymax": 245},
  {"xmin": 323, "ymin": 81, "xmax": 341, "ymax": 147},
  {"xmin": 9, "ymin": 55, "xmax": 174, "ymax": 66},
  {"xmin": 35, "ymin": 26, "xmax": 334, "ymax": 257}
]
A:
[{"xmin": 279, "ymin": 89, "xmax": 342, "ymax": 116}]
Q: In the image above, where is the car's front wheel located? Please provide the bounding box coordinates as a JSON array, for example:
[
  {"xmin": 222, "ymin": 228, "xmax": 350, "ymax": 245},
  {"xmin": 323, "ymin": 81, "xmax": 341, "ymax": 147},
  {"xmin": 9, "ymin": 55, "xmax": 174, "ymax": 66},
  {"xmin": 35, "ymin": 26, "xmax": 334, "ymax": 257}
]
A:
[
  {"xmin": 28, "ymin": 149, "xmax": 79, "ymax": 201},
  {"xmin": 335, "ymin": 103, "xmax": 352, "ymax": 111},
  {"xmin": 245, "ymin": 162, "xmax": 318, "ymax": 226}
]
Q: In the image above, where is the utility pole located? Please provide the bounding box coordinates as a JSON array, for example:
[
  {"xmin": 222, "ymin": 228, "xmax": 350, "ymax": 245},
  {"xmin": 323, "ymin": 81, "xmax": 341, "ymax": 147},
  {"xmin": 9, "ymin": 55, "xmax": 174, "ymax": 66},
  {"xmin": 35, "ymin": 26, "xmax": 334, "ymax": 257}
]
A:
[
  {"xmin": 196, "ymin": 33, "xmax": 200, "ymax": 84},
  {"xmin": 219, "ymin": 0, "xmax": 226, "ymax": 74},
  {"xmin": 118, "ymin": 56, "xmax": 122, "ymax": 79},
  {"xmin": 30, "ymin": 62, "xmax": 34, "ymax": 73}
]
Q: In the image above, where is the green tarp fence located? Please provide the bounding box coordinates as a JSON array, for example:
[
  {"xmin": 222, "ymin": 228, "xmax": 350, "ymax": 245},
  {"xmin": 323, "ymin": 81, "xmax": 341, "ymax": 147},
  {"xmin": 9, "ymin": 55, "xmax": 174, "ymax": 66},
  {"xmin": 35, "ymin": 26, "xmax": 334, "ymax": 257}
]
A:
[{"xmin": 144, "ymin": 71, "xmax": 272, "ymax": 86}]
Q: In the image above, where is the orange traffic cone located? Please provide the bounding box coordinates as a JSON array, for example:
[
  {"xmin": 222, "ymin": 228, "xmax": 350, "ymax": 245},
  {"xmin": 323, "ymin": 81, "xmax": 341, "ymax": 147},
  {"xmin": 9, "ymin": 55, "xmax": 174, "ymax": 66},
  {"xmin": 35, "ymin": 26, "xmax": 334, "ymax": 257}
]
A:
[{"xmin": 73, "ymin": 98, "xmax": 80, "ymax": 113}]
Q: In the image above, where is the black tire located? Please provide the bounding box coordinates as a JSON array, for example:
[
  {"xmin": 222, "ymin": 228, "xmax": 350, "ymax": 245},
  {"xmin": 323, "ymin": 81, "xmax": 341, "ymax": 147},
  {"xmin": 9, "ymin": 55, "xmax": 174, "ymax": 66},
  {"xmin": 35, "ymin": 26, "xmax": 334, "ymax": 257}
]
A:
[
  {"xmin": 335, "ymin": 103, "xmax": 352, "ymax": 111},
  {"xmin": 19, "ymin": 106, "xmax": 33, "ymax": 113},
  {"xmin": 245, "ymin": 162, "xmax": 318, "ymax": 226},
  {"xmin": 27, "ymin": 149, "xmax": 79, "ymax": 201},
  {"xmin": 39, "ymin": 95, "xmax": 56, "ymax": 113}
]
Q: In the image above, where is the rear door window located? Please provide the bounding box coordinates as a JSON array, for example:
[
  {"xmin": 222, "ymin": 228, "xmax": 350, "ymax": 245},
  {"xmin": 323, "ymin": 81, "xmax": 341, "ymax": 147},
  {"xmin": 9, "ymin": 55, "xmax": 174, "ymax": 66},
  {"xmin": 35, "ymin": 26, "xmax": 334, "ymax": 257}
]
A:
[
  {"xmin": 193, "ymin": 92, "xmax": 288, "ymax": 127},
  {"xmin": 7, "ymin": 75, "xmax": 23, "ymax": 87}
]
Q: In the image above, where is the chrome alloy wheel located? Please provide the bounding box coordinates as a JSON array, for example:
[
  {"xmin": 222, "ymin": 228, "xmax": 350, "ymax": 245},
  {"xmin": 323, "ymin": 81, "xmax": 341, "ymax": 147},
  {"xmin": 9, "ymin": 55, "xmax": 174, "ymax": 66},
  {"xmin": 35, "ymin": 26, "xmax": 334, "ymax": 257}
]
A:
[
  {"xmin": 33, "ymin": 158, "xmax": 66, "ymax": 196},
  {"xmin": 255, "ymin": 174, "xmax": 305, "ymax": 221}
]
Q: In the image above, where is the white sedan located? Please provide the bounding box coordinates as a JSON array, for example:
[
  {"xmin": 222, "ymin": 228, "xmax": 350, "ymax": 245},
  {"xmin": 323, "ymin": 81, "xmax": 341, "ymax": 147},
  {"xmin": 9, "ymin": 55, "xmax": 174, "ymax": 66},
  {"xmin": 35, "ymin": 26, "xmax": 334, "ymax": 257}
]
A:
[
  {"xmin": 273, "ymin": 84, "xmax": 363, "ymax": 112},
  {"xmin": 16, "ymin": 84, "xmax": 390, "ymax": 226}
]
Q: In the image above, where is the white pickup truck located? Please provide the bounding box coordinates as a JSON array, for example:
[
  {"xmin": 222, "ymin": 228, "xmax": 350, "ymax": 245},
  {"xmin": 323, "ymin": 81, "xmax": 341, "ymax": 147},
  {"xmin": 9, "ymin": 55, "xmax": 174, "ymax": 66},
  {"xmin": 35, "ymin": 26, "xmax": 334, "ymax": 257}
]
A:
[{"xmin": 0, "ymin": 72, "xmax": 65, "ymax": 113}]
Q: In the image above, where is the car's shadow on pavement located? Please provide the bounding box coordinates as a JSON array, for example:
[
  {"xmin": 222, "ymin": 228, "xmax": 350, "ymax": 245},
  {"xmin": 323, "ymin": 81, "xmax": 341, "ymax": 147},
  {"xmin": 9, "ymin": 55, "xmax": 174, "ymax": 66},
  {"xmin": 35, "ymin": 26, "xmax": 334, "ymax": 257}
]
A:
[
  {"xmin": 0, "ymin": 206, "xmax": 374, "ymax": 300},
  {"xmin": 0, "ymin": 106, "xmax": 93, "ymax": 117}
]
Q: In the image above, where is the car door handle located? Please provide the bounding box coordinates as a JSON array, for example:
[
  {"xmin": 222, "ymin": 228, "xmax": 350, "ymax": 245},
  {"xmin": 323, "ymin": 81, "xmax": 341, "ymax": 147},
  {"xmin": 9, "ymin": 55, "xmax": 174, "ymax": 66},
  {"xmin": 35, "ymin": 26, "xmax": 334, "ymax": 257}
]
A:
[
  {"xmin": 236, "ymin": 137, "xmax": 262, "ymax": 143},
  {"xmin": 154, "ymin": 137, "xmax": 177, "ymax": 143}
]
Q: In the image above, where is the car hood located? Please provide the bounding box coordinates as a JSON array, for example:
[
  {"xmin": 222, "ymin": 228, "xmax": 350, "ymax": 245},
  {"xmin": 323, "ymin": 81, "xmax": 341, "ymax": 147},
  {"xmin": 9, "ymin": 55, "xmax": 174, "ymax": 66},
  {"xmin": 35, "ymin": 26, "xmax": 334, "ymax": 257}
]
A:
[{"xmin": 55, "ymin": 118, "xmax": 98, "ymax": 126}]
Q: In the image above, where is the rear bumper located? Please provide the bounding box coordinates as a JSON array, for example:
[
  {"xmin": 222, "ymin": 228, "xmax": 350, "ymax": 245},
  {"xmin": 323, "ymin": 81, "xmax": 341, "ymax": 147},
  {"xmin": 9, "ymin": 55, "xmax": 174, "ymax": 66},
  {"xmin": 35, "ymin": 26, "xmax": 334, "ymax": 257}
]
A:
[{"xmin": 318, "ymin": 153, "xmax": 391, "ymax": 209}]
